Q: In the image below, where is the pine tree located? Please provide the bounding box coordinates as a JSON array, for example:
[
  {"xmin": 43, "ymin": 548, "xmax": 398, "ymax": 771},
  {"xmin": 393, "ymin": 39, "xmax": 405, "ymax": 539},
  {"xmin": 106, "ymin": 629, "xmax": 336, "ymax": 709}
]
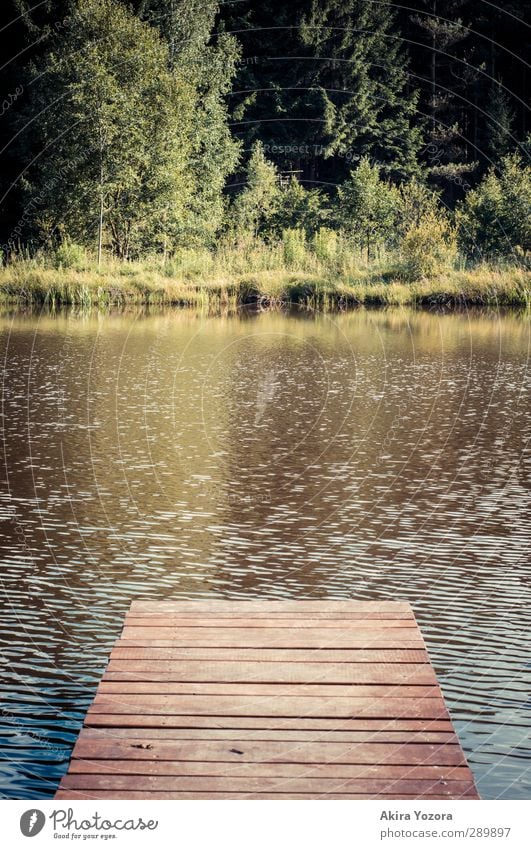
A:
[
  {"xmin": 222, "ymin": 0, "xmax": 423, "ymax": 189},
  {"xmin": 401, "ymin": 1, "xmax": 528, "ymax": 188},
  {"xmin": 300, "ymin": 0, "xmax": 423, "ymax": 178}
]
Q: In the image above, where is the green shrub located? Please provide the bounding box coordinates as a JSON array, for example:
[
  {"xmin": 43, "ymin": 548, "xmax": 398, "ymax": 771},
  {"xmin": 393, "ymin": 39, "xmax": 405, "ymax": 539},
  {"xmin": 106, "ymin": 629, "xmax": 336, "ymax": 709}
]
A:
[
  {"xmin": 53, "ymin": 242, "xmax": 87, "ymax": 270},
  {"xmin": 269, "ymin": 179, "xmax": 327, "ymax": 238},
  {"xmin": 397, "ymin": 179, "xmax": 442, "ymax": 237},
  {"xmin": 456, "ymin": 154, "xmax": 531, "ymax": 262},
  {"xmin": 401, "ymin": 212, "xmax": 457, "ymax": 280},
  {"xmin": 312, "ymin": 227, "xmax": 338, "ymax": 263},
  {"xmin": 232, "ymin": 141, "xmax": 280, "ymax": 238},
  {"xmin": 282, "ymin": 228, "xmax": 308, "ymax": 268},
  {"xmin": 337, "ymin": 157, "xmax": 400, "ymax": 258}
]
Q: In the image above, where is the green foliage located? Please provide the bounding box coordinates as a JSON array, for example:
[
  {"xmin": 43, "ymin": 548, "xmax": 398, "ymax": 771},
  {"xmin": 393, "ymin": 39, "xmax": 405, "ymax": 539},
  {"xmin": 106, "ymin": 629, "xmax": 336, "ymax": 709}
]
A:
[
  {"xmin": 222, "ymin": 0, "xmax": 423, "ymax": 180},
  {"xmin": 397, "ymin": 179, "xmax": 443, "ymax": 237},
  {"xmin": 337, "ymin": 158, "xmax": 400, "ymax": 257},
  {"xmin": 2, "ymin": 0, "xmax": 529, "ymax": 278},
  {"xmin": 312, "ymin": 228, "xmax": 339, "ymax": 263},
  {"xmin": 140, "ymin": 2, "xmax": 241, "ymax": 244},
  {"xmin": 53, "ymin": 241, "xmax": 87, "ymax": 270},
  {"xmin": 485, "ymin": 84, "xmax": 514, "ymax": 160},
  {"xmin": 401, "ymin": 212, "xmax": 457, "ymax": 280},
  {"xmin": 28, "ymin": 0, "xmax": 196, "ymax": 258},
  {"xmin": 269, "ymin": 179, "xmax": 327, "ymax": 238},
  {"xmin": 233, "ymin": 142, "xmax": 280, "ymax": 238},
  {"xmin": 456, "ymin": 154, "xmax": 531, "ymax": 262},
  {"xmin": 282, "ymin": 228, "xmax": 308, "ymax": 268}
]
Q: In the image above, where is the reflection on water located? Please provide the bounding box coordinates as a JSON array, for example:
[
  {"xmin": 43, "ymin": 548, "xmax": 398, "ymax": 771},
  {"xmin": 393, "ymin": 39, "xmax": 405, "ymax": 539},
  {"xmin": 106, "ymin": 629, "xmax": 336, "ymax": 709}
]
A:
[{"xmin": 0, "ymin": 305, "xmax": 529, "ymax": 799}]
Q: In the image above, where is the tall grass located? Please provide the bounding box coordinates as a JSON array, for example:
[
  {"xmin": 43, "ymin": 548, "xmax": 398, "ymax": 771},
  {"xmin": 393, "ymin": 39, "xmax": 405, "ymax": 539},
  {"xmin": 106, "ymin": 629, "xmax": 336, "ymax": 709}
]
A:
[{"xmin": 0, "ymin": 239, "xmax": 529, "ymax": 309}]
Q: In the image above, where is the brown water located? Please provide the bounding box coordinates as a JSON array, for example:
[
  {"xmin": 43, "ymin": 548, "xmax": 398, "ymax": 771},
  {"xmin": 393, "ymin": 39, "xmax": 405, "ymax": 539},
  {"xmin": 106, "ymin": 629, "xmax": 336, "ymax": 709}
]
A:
[{"xmin": 0, "ymin": 305, "xmax": 529, "ymax": 800}]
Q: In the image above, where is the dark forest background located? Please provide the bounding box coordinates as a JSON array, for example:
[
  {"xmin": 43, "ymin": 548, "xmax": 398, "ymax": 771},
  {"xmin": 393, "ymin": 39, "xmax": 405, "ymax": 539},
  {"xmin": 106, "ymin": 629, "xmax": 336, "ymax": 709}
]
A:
[{"xmin": 0, "ymin": 1, "xmax": 529, "ymax": 268}]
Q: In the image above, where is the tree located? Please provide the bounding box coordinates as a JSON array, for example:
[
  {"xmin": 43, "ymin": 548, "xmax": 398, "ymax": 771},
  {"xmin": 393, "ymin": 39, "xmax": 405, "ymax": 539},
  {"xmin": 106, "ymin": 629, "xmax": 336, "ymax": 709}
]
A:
[
  {"xmin": 456, "ymin": 153, "xmax": 531, "ymax": 261},
  {"xmin": 269, "ymin": 178, "xmax": 327, "ymax": 237},
  {"xmin": 401, "ymin": 210, "xmax": 457, "ymax": 279},
  {"xmin": 222, "ymin": 0, "xmax": 423, "ymax": 188},
  {"xmin": 337, "ymin": 157, "xmax": 400, "ymax": 257},
  {"xmin": 24, "ymin": 0, "xmax": 195, "ymax": 259},
  {"xmin": 300, "ymin": 0, "xmax": 423, "ymax": 179},
  {"xmin": 397, "ymin": 178, "xmax": 442, "ymax": 237},
  {"xmin": 139, "ymin": 1, "xmax": 241, "ymax": 244},
  {"xmin": 484, "ymin": 83, "xmax": 514, "ymax": 160},
  {"xmin": 232, "ymin": 142, "xmax": 280, "ymax": 238},
  {"xmin": 400, "ymin": 1, "xmax": 529, "ymax": 189}
]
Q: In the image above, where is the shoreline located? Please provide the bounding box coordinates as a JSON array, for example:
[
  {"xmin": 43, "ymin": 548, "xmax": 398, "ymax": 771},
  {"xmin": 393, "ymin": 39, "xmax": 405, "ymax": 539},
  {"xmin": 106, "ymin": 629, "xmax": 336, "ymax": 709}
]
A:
[{"xmin": 0, "ymin": 264, "xmax": 529, "ymax": 310}]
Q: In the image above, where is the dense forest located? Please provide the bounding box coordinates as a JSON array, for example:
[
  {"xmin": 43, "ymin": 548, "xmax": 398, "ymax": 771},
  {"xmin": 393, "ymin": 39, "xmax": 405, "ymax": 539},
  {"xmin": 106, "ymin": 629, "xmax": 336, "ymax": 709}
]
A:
[{"xmin": 0, "ymin": 0, "xmax": 529, "ymax": 286}]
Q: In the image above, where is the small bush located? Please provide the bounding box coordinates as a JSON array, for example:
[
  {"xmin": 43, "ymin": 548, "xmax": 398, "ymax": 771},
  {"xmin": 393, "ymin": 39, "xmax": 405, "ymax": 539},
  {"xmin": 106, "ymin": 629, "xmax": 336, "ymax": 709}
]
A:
[
  {"xmin": 312, "ymin": 227, "xmax": 338, "ymax": 263},
  {"xmin": 456, "ymin": 154, "xmax": 531, "ymax": 263},
  {"xmin": 282, "ymin": 228, "xmax": 308, "ymax": 268},
  {"xmin": 170, "ymin": 248, "xmax": 215, "ymax": 279},
  {"xmin": 53, "ymin": 242, "xmax": 87, "ymax": 270},
  {"xmin": 401, "ymin": 212, "xmax": 457, "ymax": 280}
]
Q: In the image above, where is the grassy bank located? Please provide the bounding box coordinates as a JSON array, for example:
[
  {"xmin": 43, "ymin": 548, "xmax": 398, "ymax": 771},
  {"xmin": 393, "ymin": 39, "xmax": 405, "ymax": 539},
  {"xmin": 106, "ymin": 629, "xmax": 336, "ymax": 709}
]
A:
[{"xmin": 0, "ymin": 249, "xmax": 529, "ymax": 310}]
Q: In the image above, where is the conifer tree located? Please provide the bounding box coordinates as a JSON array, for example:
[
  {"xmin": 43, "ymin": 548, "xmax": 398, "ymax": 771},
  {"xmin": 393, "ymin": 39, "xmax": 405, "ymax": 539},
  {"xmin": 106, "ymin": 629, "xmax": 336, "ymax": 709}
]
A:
[{"xmin": 222, "ymin": 0, "xmax": 423, "ymax": 186}]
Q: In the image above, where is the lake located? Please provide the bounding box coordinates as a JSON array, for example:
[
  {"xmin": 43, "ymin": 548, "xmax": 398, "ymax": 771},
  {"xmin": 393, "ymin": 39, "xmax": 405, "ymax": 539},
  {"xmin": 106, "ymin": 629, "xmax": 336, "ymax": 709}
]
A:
[{"xmin": 0, "ymin": 305, "xmax": 529, "ymax": 800}]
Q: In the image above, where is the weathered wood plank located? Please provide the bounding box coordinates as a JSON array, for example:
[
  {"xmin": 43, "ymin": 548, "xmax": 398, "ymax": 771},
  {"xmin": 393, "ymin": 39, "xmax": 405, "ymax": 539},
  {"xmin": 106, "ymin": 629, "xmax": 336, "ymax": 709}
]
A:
[
  {"xmin": 55, "ymin": 791, "xmax": 478, "ymax": 800},
  {"xmin": 96, "ymin": 682, "xmax": 442, "ymax": 699},
  {"xmin": 77, "ymin": 728, "xmax": 459, "ymax": 744},
  {"xmin": 67, "ymin": 757, "xmax": 470, "ymax": 778},
  {"xmin": 120, "ymin": 627, "xmax": 425, "ymax": 647},
  {"xmin": 126, "ymin": 611, "xmax": 415, "ymax": 621},
  {"xmin": 59, "ymin": 774, "xmax": 476, "ymax": 795},
  {"xmin": 102, "ymin": 661, "xmax": 437, "ymax": 685},
  {"xmin": 109, "ymin": 648, "xmax": 430, "ymax": 663},
  {"xmin": 130, "ymin": 600, "xmax": 412, "ymax": 615},
  {"xmin": 123, "ymin": 618, "xmax": 418, "ymax": 629},
  {"xmin": 88, "ymin": 694, "xmax": 448, "ymax": 719},
  {"xmin": 83, "ymin": 715, "xmax": 455, "ymax": 731},
  {"xmin": 72, "ymin": 739, "xmax": 465, "ymax": 766}
]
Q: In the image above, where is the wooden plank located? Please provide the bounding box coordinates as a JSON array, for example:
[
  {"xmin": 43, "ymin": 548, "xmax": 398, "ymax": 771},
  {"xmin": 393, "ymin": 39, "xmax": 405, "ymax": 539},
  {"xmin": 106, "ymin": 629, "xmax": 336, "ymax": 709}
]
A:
[
  {"xmin": 109, "ymin": 648, "xmax": 430, "ymax": 663},
  {"xmin": 130, "ymin": 600, "xmax": 413, "ymax": 615},
  {"xmin": 55, "ymin": 791, "xmax": 478, "ymax": 800},
  {"xmin": 123, "ymin": 618, "xmax": 418, "ymax": 629},
  {"xmin": 72, "ymin": 739, "xmax": 465, "ymax": 766},
  {"xmin": 67, "ymin": 757, "xmax": 471, "ymax": 778},
  {"xmin": 59, "ymin": 774, "xmax": 476, "ymax": 795},
  {"xmin": 78, "ymin": 728, "xmax": 459, "ymax": 744},
  {"xmin": 84, "ymin": 715, "xmax": 454, "ymax": 731},
  {"xmin": 120, "ymin": 627, "xmax": 424, "ymax": 647},
  {"xmin": 102, "ymin": 662, "xmax": 437, "ymax": 685},
  {"xmin": 126, "ymin": 611, "xmax": 415, "ymax": 621},
  {"xmin": 96, "ymin": 682, "xmax": 442, "ymax": 699},
  {"xmin": 88, "ymin": 695, "xmax": 448, "ymax": 719}
]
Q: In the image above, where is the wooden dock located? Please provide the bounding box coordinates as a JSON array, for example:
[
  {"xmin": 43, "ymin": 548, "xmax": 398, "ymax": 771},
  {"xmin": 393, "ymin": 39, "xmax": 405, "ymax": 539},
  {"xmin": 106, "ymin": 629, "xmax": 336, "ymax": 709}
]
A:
[{"xmin": 56, "ymin": 599, "xmax": 479, "ymax": 800}]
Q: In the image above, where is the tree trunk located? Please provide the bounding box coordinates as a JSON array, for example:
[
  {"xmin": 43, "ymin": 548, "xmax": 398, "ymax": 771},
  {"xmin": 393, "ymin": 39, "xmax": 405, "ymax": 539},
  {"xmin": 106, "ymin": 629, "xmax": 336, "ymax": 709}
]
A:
[
  {"xmin": 97, "ymin": 139, "xmax": 104, "ymax": 269},
  {"xmin": 97, "ymin": 191, "xmax": 103, "ymax": 269}
]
